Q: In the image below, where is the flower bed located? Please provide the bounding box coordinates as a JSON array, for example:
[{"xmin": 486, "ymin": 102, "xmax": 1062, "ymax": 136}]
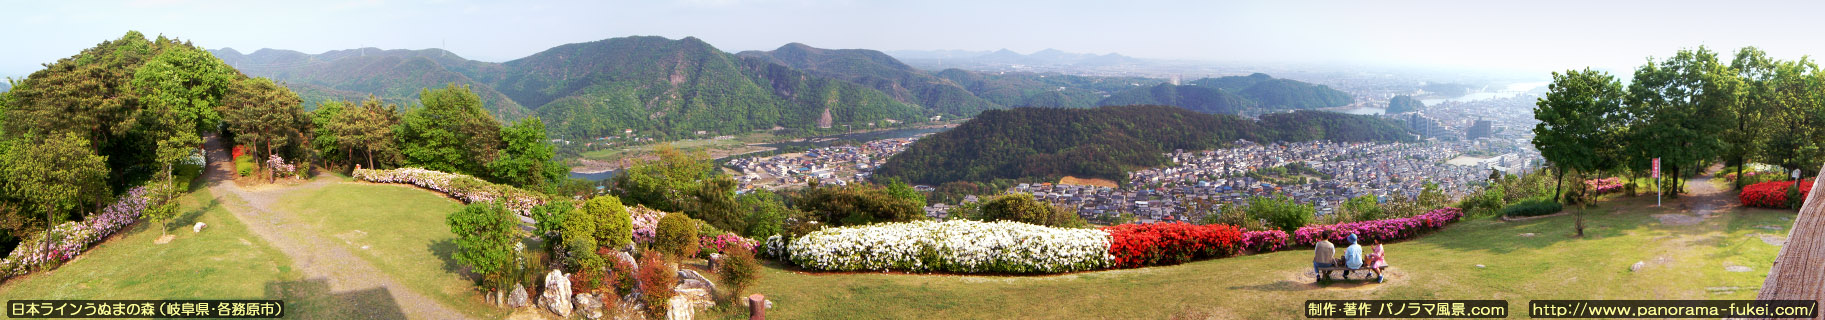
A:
[
  {"xmin": 783, "ymin": 220, "xmax": 1111, "ymax": 273},
  {"xmin": 352, "ymin": 168, "xmax": 548, "ymax": 216},
  {"xmin": 1585, "ymin": 177, "xmax": 1624, "ymax": 194},
  {"xmin": 1741, "ymin": 179, "xmax": 1815, "ymax": 209},
  {"xmin": 628, "ymin": 205, "xmax": 665, "ymax": 244},
  {"xmin": 1102, "ymin": 222, "xmax": 1242, "ymax": 268},
  {"xmin": 1293, "ymin": 207, "xmax": 1463, "ymax": 246},
  {"xmin": 699, "ymin": 233, "xmax": 758, "ymax": 257},
  {"xmin": 1241, "ymin": 230, "xmax": 1289, "ymax": 253},
  {"xmin": 1, "ymin": 187, "xmax": 153, "ymax": 280}
]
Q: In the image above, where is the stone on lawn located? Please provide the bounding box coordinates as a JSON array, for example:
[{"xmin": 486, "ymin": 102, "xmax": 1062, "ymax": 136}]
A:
[
  {"xmin": 1629, "ymin": 261, "xmax": 1644, "ymax": 272},
  {"xmin": 507, "ymin": 283, "xmax": 530, "ymax": 308},
  {"xmin": 541, "ymin": 270, "xmax": 572, "ymax": 317},
  {"xmin": 193, "ymin": 222, "xmax": 207, "ymax": 233}
]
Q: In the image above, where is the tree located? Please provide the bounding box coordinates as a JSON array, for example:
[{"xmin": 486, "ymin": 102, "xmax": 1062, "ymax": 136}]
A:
[
  {"xmin": 1624, "ymin": 47, "xmax": 1740, "ymax": 197},
  {"xmin": 487, "ymin": 117, "xmax": 564, "ymax": 189},
  {"xmin": 793, "ymin": 184, "xmax": 925, "ymax": 226},
  {"xmin": 447, "ymin": 202, "xmax": 520, "ymax": 291},
  {"xmin": 1758, "ymin": 58, "xmax": 1825, "ymax": 177},
  {"xmin": 976, "ymin": 193, "xmax": 1086, "ymax": 227},
  {"xmin": 223, "ymin": 77, "xmax": 309, "ymax": 182},
  {"xmin": 1534, "ymin": 68, "xmax": 1626, "ymax": 201},
  {"xmin": 1337, "ymin": 195, "xmax": 1383, "ymax": 222},
  {"xmin": 1726, "ymin": 47, "xmax": 1776, "ymax": 189},
  {"xmin": 1246, "ymin": 195, "xmax": 1312, "ymax": 233},
  {"xmin": 737, "ymin": 190, "xmax": 793, "ymax": 237},
  {"xmin": 398, "ymin": 84, "xmax": 502, "ymax": 177},
  {"xmin": 347, "ymin": 96, "xmax": 402, "ymax": 170},
  {"xmin": 0, "ymin": 133, "xmax": 109, "ymax": 257},
  {"xmin": 611, "ymin": 144, "xmax": 715, "ymax": 213}
]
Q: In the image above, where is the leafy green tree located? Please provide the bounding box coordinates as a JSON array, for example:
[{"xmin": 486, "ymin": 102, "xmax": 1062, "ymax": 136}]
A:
[
  {"xmin": 310, "ymin": 100, "xmax": 349, "ymax": 168},
  {"xmin": 976, "ymin": 193, "xmax": 1086, "ymax": 227},
  {"xmin": 1725, "ymin": 47, "xmax": 1776, "ymax": 189},
  {"xmin": 737, "ymin": 190, "xmax": 792, "ymax": 237},
  {"xmin": 1623, "ymin": 47, "xmax": 1740, "ymax": 197},
  {"xmin": 612, "ymin": 145, "xmax": 715, "ymax": 212},
  {"xmin": 398, "ymin": 84, "xmax": 502, "ymax": 176},
  {"xmin": 223, "ymin": 77, "xmax": 310, "ymax": 182},
  {"xmin": 346, "ymin": 97, "xmax": 403, "ymax": 169},
  {"xmin": 1246, "ymin": 195, "xmax": 1312, "ymax": 233},
  {"xmin": 688, "ymin": 176, "xmax": 744, "ymax": 233},
  {"xmin": 487, "ymin": 117, "xmax": 565, "ymax": 189},
  {"xmin": 882, "ymin": 178, "xmax": 927, "ymax": 206},
  {"xmin": 1758, "ymin": 58, "xmax": 1825, "ymax": 177},
  {"xmin": 447, "ymin": 202, "xmax": 521, "ymax": 290},
  {"xmin": 793, "ymin": 183, "xmax": 925, "ymax": 226},
  {"xmin": 1534, "ymin": 68, "xmax": 1626, "ymax": 201},
  {"xmin": 1338, "ymin": 195, "xmax": 1383, "ymax": 222},
  {"xmin": 1, "ymin": 133, "xmax": 110, "ymax": 241}
]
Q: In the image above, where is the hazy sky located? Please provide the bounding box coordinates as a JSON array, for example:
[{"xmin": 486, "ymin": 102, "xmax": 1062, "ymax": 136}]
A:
[{"xmin": 8, "ymin": 0, "xmax": 1825, "ymax": 77}]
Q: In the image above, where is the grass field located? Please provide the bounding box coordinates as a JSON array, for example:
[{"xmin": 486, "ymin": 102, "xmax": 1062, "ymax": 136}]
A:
[
  {"xmin": 739, "ymin": 194, "xmax": 1788, "ymax": 319},
  {"xmin": 0, "ymin": 189, "xmax": 302, "ymax": 301},
  {"xmin": 271, "ymin": 181, "xmax": 511, "ymax": 319}
]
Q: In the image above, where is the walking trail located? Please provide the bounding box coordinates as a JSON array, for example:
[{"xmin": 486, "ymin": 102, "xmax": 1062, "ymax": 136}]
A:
[
  {"xmin": 201, "ymin": 134, "xmax": 471, "ymax": 320},
  {"xmin": 1652, "ymin": 164, "xmax": 1732, "ymax": 226}
]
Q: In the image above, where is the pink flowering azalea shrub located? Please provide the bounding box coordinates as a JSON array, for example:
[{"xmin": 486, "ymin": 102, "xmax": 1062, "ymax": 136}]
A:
[
  {"xmin": 628, "ymin": 205, "xmax": 665, "ymax": 243},
  {"xmin": 1, "ymin": 187, "xmax": 154, "ymax": 280},
  {"xmin": 353, "ymin": 168, "xmax": 548, "ymax": 216},
  {"xmin": 1584, "ymin": 177, "xmax": 1624, "ymax": 194},
  {"xmin": 698, "ymin": 233, "xmax": 758, "ymax": 258},
  {"xmin": 1240, "ymin": 230, "xmax": 1289, "ymax": 252},
  {"xmin": 1293, "ymin": 207, "xmax": 1464, "ymax": 246},
  {"xmin": 266, "ymin": 155, "xmax": 298, "ymax": 178}
]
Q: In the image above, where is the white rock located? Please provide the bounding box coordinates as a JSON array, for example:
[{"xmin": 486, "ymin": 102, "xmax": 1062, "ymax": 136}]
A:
[
  {"xmin": 193, "ymin": 222, "xmax": 207, "ymax": 233},
  {"xmin": 576, "ymin": 292, "xmax": 604, "ymax": 320},
  {"xmin": 507, "ymin": 283, "xmax": 530, "ymax": 308},
  {"xmin": 541, "ymin": 270, "xmax": 572, "ymax": 317},
  {"xmin": 1629, "ymin": 261, "xmax": 1645, "ymax": 272}
]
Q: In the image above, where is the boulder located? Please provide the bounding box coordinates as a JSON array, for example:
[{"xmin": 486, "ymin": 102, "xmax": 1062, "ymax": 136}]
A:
[
  {"xmin": 193, "ymin": 222, "xmax": 207, "ymax": 233},
  {"xmin": 669, "ymin": 277, "xmax": 718, "ymax": 320},
  {"xmin": 708, "ymin": 253, "xmax": 724, "ymax": 273},
  {"xmin": 507, "ymin": 283, "xmax": 530, "ymax": 308},
  {"xmin": 614, "ymin": 251, "xmax": 638, "ymax": 270},
  {"xmin": 541, "ymin": 270, "xmax": 573, "ymax": 317},
  {"xmin": 576, "ymin": 292, "xmax": 604, "ymax": 320},
  {"xmin": 1629, "ymin": 261, "xmax": 1645, "ymax": 272},
  {"xmin": 611, "ymin": 292, "xmax": 645, "ymax": 320},
  {"xmin": 677, "ymin": 270, "xmax": 716, "ymax": 294}
]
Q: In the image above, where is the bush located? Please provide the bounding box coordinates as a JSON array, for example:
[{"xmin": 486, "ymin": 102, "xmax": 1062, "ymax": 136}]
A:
[
  {"xmin": 719, "ymin": 248, "xmax": 761, "ymax": 297},
  {"xmin": 1246, "ymin": 196, "xmax": 1313, "ymax": 233},
  {"xmin": 1500, "ymin": 198, "xmax": 1563, "ymax": 218},
  {"xmin": 1742, "ymin": 179, "xmax": 1814, "ymax": 209},
  {"xmin": 654, "ymin": 212, "xmax": 699, "ymax": 260},
  {"xmin": 354, "ymin": 168, "xmax": 549, "ymax": 216},
  {"xmin": 607, "ymin": 254, "xmax": 637, "ymax": 297},
  {"xmin": 447, "ymin": 202, "xmax": 521, "ymax": 290},
  {"xmin": 784, "ymin": 220, "xmax": 1110, "ymax": 273},
  {"xmin": 585, "ymin": 196, "xmax": 633, "ymax": 248},
  {"xmin": 1102, "ymin": 222, "xmax": 1243, "ymax": 268},
  {"xmin": 1294, "ymin": 207, "xmax": 1463, "ymax": 246},
  {"xmin": 1457, "ymin": 184, "xmax": 1506, "ymax": 218},
  {"xmin": 635, "ymin": 253, "xmax": 677, "ymax": 318},
  {"xmin": 0, "ymin": 187, "xmax": 154, "ymax": 280},
  {"xmin": 569, "ymin": 253, "xmax": 607, "ymax": 293},
  {"xmin": 1241, "ymin": 230, "xmax": 1289, "ymax": 252},
  {"xmin": 698, "ymin": 233, "xmax": 757, "ymax": 258},
  {"xmin": 977, "ymin": 193, "xmax": 1087, "ymax": 227}
]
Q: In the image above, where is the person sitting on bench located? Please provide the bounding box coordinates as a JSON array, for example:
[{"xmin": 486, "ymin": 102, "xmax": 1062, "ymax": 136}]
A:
[
  {"xmin": 1365, "ymin": 239, "xmax": 1387, "ymax": 280},
  {"xmin": 1313, "ymin": 231, "xmax": 1336, "ymax": 277},
  {"xmin": 1341, "ymin": 233, "xmax": 1363, "ymax": 277}
]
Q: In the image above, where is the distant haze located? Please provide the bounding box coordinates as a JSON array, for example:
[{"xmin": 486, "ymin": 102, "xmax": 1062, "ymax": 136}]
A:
[{"xmin": 8, "ymin": 0, "xmax": 1825, "ymax": 77}]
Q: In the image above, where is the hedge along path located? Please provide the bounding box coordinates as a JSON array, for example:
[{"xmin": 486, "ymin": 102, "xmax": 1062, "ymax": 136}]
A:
[{"xmin": 201, "ymin": 134, "xmax": 473, "ymax": 320}]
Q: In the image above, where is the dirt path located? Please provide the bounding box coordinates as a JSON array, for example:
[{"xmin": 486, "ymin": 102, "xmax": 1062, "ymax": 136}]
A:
[
  {"xmin": 202, "ymin": 134, "xmax": 472, "ymax": 320},
  {"xmin": 1655, "ymin": 164, "xmax": 1733, "ymax": 225}
]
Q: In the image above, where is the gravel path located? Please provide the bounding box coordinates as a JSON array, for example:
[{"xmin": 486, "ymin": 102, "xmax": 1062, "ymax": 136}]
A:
[{"xmin": 202, "ymin": 134, "xmax": 473, "ymax": 320}]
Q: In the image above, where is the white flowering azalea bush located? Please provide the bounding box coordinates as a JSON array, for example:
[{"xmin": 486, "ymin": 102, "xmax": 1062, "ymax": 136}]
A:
[
  {"xmin": 353, "ymin": 167, "xmax": 548, "ymax": 216},
  {"xmin": 784, "ymin": 220, "xmax": 1112, "ymax": 273}
]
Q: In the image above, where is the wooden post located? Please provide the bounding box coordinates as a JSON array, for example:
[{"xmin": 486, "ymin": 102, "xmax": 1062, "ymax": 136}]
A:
[{"xmin": 748, "ymin": 294, "xmax": 765, "ymax": 320}]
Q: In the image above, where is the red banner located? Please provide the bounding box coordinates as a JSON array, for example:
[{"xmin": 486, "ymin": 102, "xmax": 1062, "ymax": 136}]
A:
[{"xmin": 1651, "ymin": 158, "xmax": 1660, "ymax": 179}]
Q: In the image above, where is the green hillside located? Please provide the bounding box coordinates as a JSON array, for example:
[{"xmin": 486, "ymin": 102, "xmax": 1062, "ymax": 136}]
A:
[
  {"xmin": 874, "ymin": 106, "xmax": 1414, "ymax": 185},
  {"xmin": 1096, "ymin": 83, "xmax": 1253, "ymax": 114},
  {"xmin": 933, "ymin": 69, "xmax": 1160, "ymax": 108},
  {"xmin": 737, "ymin": 43, "xmax": 997, "ymax": 116},
  {"xmin": 210, "ymin": 48, "xmax": 529, "ymax": 118},
  {"xmin": 1187, "ymin": 73, "xmax": 1354, "ymax": 109}
]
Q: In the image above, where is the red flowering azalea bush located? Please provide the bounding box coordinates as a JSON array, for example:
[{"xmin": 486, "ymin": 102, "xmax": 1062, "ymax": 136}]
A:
[
  {"xmin": 1741, "ymin": 179, "xmax": 1814, "ymax": 209},
  {"xmin": 1241, "ymin": 230, "xmax": 1289, "ymax": 253},
  {"xmin": 231, "ymin": 145, "xmax": 246, "ymax": 159},
  {"xmin": 1293, "ymin": 207, "xmax": 1464, "ymax": 246},
  {"xmin": 1102, "ymin": 222, "xmax": 1242, "ymax": 268},
  {"xmin": 1585, "ymin": 177, "xmax": 1624, "ymax": 194},
  {"xmin": 698, "ymin": 233, "xmax": 758, "ymax": 258}
]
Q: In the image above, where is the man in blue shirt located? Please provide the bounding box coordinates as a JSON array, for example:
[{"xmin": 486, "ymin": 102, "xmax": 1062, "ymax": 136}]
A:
[{"xmin": 1342, "ymin": 233, "xmax": 1364, "ymax": 277}]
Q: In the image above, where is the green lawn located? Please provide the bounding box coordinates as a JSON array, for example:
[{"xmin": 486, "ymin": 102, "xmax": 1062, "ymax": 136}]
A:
[
  {"xmin": 0, "ymin": 189, "xmax": 301, "ymax": 301},
  {"xmin": 737, "ymin": 194, "xmax": 1788, "ymax": 319},
  {"xmin": 272, "ymin": 181, "xmax": 510, "ymax": 319}
]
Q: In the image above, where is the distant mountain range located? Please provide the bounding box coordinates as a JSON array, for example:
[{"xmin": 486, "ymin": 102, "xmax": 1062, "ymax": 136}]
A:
[
  {"xmin": 211, "ymin": 38, "xmax": 1353, "ymax": 139},
  {"xmin": 888, "ymin": 48, "xmax": 1146, "ymax": 68}
]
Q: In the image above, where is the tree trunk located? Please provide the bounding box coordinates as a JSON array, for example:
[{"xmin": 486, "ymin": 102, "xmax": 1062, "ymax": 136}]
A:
[
  {"xmin": 1736, "ymin": 156, "xmax": 1747, "ymax": 190},
  {"xmin": 347, "ymin": 148, "xmax": 355, "ymax": 173},
  {"xmin": 366, "ymin": 147, "xmax": 375, "ymax": 170},
  {"xmin": 266, "ymin": 141, "xmax": 276, "ymax": 183},
  {"xmin": 1553, "ymin": 167, "xmax": 1566, "ymax": 203}
]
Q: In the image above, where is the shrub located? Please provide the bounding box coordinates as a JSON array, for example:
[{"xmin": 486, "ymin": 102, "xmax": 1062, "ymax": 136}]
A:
[
  {"xmin": 635, "ymin": 253, "xmax": 677, "ymax": 318},
  {"xmin": 784, "ymin": 220, "xmax": 1110, "ymax": 273},
  {"xmin": 629, "ymin": 205, "xmax": 665, "ymax": 243},
  {"xmin": 1247, "ymin": 196, "xmax": 1313, "ymax": 233},
  {"xmin": 1741, "ymin": 179, "xmax": 1814, "ymax": 209},
  {"xmin": 1103, "ymin": 222, "xmax": 1243, "ymax": 268},
  {"xmin": 698, "ymin": 233, "xmax": 757, "ymax": 258},
  {"xmin": 1584, "ymin": 177, "xmax": 1624, "ymax": 194},
  {"xmin": 1241, "ymin": 230, "xmax": 1289, "ymax": 252},
  {"xmin": 569, "ymin": 253, "xmax": 607, "ymax": 293},
  {"xmin": 447, "ymin": 202, "xmax": 521, "ymax": 290},
  {"xmin": 0, "ymin": 187, "xmax": 153, "ymax": 280},
  {"xmin": 1500, "ymin": 198, "xmax": 1563, "ymax": 218},
  {"xmin": 977, "ymin": 193, "xmax": 1087, "ymax": 227},
  {"xmin": 607, "ymin": 254, "xmax": 637, "ymax": 297},
  {"xmin": 1457, "ymin": 184, "xmax": 1506, "ymax": 218},
  {"xmin": 654, "ymin": 212, "xmax": 699, "ymax": 260},
  {"xmin": 1294, "ymin": 207, "xmax": 1463, "ymax": 246},
  {"xmin": 743, "ymin": 206, "xmax": 785, "ymax": 238},
  {"xmin": 353, "ymin": 168, "xmax": 549, "ymax": 216},
  {"xmin": 719, "ymin": 248, "xmax": 761, "ymax": 297},
  {"xmin": 585, "ymin": 196, "xmax": 633, "ymax": 248}
]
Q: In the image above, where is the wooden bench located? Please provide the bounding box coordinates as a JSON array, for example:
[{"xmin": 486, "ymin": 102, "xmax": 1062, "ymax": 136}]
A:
[{"xmin": 1315, "ymin": 265, "xmax": 1385, "ymax": 283}]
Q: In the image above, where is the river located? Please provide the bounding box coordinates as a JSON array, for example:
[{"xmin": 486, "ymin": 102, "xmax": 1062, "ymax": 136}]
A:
[
  {"xmin": 1341, "ymin": 81, "xmax": 1550, "ymax": 115},
  {"xmin": 567, "ymin": 126, "xmax": 954, "ymax": 181}
]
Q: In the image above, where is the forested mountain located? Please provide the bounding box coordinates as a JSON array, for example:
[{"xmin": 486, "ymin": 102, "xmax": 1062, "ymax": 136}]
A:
[
  {"xmin": 933, "ymin": 69, "xmax": 1162, "ymax": 108},
  {"xmin": 874, "ymin": 106, "xmax": 1414, "ymax": 185},
  {"xmin": 210, "ymin": 48, "xmax": 529, "ymax": 118},
  {"xmin": 1094, "ymin": 73, "xmax": 1354, "ymax": 114},
  {"xmin": 891, "ymin": 48, "xmax": 1144, "ymax": 68},
  {"xmin": 736, "ymin": 43, "xmax": 996, "ymax": 116},
  {"xmin": 1387, "ymin": 95, "xmax": 1425, "ymax": 114}
]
